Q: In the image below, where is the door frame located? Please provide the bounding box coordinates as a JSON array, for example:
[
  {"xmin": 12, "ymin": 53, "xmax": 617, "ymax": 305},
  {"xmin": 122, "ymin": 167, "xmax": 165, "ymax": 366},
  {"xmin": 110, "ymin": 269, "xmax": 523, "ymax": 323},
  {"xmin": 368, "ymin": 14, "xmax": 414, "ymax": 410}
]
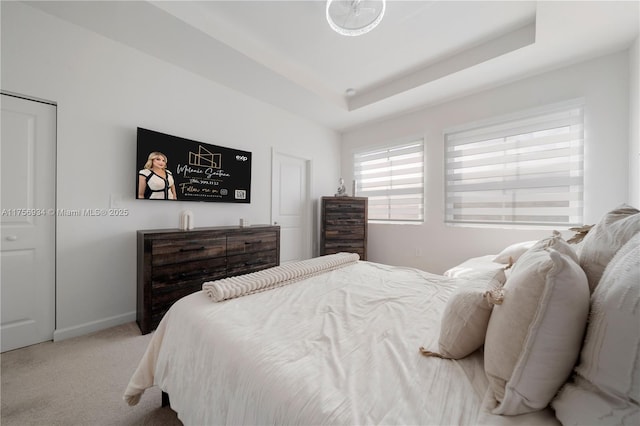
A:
[{"xmin": 270, "ymin": 148, "xmax": 313, "ymax": 262}]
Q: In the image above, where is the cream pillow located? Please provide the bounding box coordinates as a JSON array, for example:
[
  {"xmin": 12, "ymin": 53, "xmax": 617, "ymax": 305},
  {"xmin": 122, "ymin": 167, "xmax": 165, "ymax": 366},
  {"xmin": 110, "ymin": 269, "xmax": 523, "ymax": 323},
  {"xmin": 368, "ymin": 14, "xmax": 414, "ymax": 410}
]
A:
[
  {"xmin": 529, "ymin": 231, "xmax": 579, "ymax": 263},
  {"xmin": 492, "ymin": 232, "xmax": 577, "ymax": 266},
  {"xmin": 484, "ymin": 246, "xmax": 589, "ymax": 415},
  {"xmin": 423, "ymin": 269, "xmax": 506, "ymax": 359},
  {"xmin": 579, "ymin": 204, "xmax": 640, "ymax": 293},
  {"xmin": 492, "ymin": 241, "xmax": 536, "ymax": 264},
  {"xmin": 552, "ymin": 233, "xmax": 640, "ymax": 425}
]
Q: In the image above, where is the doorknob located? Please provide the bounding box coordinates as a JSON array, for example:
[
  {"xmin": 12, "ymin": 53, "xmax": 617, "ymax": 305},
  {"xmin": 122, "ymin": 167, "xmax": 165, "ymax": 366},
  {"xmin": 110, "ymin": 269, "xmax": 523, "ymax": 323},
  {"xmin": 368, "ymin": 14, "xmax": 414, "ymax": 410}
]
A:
[
  {"xmin": 5, "ymin": 235, "xmax": 18, "ymax": 241},
  {"xmin": 274, "ymin": 221, "xmax": 278, "ymax": 225}
]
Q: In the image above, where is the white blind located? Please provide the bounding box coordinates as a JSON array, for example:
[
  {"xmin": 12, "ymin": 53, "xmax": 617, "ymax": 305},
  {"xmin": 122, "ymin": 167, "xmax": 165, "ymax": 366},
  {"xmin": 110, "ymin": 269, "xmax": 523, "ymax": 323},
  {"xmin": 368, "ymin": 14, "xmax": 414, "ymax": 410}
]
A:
[
  {"xmin": 445, "ymin": 105, "xmax": 584, "ymax": 226},
  {"xmin": 354, "ymin": 141, "xmax": 424, "ymax": 222}
]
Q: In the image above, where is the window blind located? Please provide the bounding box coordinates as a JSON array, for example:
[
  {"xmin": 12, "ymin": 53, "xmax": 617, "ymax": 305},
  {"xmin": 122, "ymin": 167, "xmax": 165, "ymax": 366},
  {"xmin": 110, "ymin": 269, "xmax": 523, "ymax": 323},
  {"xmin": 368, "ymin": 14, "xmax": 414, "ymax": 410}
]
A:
[
  {"xmin": 354, "ymin": 141, "xmax": 424, "ymax": 222},
  {"xmin": 445, "ymin": 105, "xmax": 584, "ymax": 226}
]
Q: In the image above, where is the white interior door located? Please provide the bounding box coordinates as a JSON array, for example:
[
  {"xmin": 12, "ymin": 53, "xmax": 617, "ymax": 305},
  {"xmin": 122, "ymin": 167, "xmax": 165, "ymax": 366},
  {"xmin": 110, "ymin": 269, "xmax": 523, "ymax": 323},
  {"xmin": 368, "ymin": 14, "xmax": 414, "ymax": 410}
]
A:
[
  {"xmin": 1, "ymin": 94, "xmax": 56, "ymax": 352},
  {"xmin": 271, "ymin": 150, "xmax": 311, "ymax": 263}
]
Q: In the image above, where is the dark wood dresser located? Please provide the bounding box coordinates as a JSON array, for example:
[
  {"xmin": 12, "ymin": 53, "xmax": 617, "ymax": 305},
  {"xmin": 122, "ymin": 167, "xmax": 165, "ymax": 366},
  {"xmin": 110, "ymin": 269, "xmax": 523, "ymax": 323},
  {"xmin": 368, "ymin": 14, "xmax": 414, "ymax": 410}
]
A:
[
  {"xmin": 320, "ymin": 196, "xmax": 368, "ymax": 260},
  {"xmin": 137, "ymin": 225, "xmax": 280, "ymax": 334}
]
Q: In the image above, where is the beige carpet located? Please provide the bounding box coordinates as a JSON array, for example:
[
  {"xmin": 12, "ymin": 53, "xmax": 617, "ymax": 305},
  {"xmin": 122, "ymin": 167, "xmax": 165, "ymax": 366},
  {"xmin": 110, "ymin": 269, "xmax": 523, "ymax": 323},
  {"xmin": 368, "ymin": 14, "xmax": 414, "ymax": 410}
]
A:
[{"xmin": 1, "ymin": 322, "xmax": 182, "ymax": 425}]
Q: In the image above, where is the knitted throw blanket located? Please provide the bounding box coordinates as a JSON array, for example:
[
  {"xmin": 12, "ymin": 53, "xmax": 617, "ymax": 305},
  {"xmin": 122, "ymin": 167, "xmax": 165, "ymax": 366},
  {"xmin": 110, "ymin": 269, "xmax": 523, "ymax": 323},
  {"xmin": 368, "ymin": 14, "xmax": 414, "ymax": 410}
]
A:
[{"xmin": 202, "ymin": 252, "xmax": 360, "ymax": 302}]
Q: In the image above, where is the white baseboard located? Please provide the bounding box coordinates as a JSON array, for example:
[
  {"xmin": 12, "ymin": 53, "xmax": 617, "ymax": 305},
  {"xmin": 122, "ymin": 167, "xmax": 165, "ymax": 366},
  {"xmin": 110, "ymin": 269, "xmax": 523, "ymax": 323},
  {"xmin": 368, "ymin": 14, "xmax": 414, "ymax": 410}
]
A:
[{"xmin": 53, "ymin": 311, "xmax": 136, "ymax": 342}]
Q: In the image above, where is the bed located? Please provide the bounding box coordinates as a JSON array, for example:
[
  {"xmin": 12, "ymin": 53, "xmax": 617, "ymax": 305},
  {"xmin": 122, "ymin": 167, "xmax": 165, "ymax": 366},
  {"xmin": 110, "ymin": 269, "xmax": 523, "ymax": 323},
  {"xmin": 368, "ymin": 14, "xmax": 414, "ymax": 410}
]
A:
[{"xmin": 124, "ymin": 205, "xmax": 640, "ymax": 425}]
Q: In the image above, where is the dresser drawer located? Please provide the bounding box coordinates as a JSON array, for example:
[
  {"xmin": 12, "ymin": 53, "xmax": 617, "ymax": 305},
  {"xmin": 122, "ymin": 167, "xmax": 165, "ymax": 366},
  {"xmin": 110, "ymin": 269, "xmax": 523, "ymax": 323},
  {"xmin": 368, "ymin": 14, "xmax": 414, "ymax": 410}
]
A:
[
  {"xmin": 227, "ymin": 231, "xmax": 278, "ymax": 255},
  {"xmin": 227, "ymin": 251, "xmax": 279, "ymax": 276},
  {"xmin": 151, "ymin": 257, "xmax": 227, "ymax": 286},
  {"xmin": 324, "ymin": 239, "xmax": 364, "ymax": 249},
  {"xmin": 324, "ymin": 214, "xmax": 365, "ymax": 226},
  {"xmin": 324, "ymin": 225, "xmax": 365, "ymax": 240},
  {"xmin": 150, "ymin": 281, "xmax": 203, "ymax": 328},
  {"xmin": 324, "ymin": 200, "xmax": 366, "ymax": 212},
  {"xmin": 151, "ymin": 237, "xmax": 226, "ymax": 266},
  {"xmin": 324, "ymin": 205, "xmax": 365, "ymax": 218}
]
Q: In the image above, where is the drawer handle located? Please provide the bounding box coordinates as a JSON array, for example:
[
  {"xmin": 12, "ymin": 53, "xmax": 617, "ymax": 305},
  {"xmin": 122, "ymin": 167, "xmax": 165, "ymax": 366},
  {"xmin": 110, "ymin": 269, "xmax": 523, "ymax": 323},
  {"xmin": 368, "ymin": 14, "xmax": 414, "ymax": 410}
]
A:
[
  {"xmin": 179, "ymin": 246, "xmax": 205, "ymax": 252},
  {"xmin": 244, "ymin": 240, "xmax": 262, "ymax": 245},
  {"xmin": 244, "ymin": 260, "xmax": 264, "ymax": 266}
]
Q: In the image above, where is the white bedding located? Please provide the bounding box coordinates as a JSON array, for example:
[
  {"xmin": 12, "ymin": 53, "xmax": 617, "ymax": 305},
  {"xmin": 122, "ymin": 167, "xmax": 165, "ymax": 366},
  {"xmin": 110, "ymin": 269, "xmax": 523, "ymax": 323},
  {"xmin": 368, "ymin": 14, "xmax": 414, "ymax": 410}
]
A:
[{"xmin": 125, "ymin": 261, "xmax": 558, "ymax": 425}]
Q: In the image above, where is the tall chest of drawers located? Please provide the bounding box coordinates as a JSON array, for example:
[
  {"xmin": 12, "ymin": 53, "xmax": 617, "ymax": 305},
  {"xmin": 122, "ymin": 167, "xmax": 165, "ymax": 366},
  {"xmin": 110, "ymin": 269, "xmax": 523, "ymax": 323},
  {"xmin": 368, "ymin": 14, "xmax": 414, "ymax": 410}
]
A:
[
  {"xmin": 137, "ymin": 225, "xmax": 280, "ymax": 334},
  {"xmin": 320, "ymin": 196, "xmax": 368, "ymax": 260}
]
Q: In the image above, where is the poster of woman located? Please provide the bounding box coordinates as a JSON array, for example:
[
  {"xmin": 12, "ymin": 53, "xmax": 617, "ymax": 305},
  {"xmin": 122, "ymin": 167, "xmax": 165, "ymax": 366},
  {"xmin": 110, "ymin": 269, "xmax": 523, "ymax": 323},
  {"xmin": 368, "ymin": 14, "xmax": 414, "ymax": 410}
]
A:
[{"xmin": 137, "ymin": 151, "xmax": 177, "ymax": 200}]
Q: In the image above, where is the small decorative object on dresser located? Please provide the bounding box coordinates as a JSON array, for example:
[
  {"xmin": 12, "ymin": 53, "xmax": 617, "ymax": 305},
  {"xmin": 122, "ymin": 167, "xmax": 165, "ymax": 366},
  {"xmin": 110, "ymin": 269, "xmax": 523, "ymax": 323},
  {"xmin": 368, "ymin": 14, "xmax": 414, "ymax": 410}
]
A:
[
  {"xmin": 320, "ymin": 196, "xmax": 367, "ymax": 260},
  {"xmin": 335, "ymin": 177, "xmax": 347, "ymax": 196},
  {"xmin": 179, "ymin": 210, "xmax": 194, "ymax": 230},
  {"xmin": 136, "ymin": 225, "xmax": 280, "ymax": 334}
]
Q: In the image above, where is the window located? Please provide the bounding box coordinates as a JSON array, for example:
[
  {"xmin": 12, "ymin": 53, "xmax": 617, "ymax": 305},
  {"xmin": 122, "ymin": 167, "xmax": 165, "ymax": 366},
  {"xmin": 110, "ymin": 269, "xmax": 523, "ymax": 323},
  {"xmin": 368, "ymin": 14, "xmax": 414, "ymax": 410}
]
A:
[
  {"xmin": 444, "ymin": 102, "xmax": 584, "ymax": 227},
  {"xmin": 354, "ymin": 140, "xmax": 424, "ymax": 222}
]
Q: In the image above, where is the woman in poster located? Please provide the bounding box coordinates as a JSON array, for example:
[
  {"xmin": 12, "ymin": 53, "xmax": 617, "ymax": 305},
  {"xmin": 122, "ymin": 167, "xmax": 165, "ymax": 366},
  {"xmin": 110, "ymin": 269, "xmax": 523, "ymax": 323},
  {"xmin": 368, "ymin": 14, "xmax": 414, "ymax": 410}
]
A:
[{"xmin": 138, "ymin": 151, "xmax": 177, "ymax": 200}]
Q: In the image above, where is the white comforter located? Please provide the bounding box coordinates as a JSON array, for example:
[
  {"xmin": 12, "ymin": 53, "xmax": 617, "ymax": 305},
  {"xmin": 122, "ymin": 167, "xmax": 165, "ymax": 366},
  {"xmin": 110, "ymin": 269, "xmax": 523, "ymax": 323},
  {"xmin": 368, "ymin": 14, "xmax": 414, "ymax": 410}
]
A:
[{"xmin": 124, "ymin": 261, "xmax": 558, "ymax": 425}]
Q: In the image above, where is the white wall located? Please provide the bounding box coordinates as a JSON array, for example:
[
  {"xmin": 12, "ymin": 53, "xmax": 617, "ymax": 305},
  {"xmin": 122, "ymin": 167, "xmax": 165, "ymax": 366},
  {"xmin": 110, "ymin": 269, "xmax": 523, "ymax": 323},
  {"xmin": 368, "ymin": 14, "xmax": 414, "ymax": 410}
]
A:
[
  {"xmin": 1, "ymin": 2, "xmax": 341, "ymax": 339},
  {"xmin": 342, "ymin": 51, "xmax": 631, "ymax": 274},
  {"xmin": 629, "ymin": 36, "xmax": 640, "ymax": 207}
]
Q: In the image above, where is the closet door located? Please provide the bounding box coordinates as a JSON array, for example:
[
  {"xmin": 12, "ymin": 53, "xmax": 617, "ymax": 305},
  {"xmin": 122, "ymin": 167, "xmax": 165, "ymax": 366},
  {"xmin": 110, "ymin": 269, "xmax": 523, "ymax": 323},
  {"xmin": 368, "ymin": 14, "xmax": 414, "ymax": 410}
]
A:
[{"xmin": 1, "ymin": 94, "xmax": 56, "ymax": 352}]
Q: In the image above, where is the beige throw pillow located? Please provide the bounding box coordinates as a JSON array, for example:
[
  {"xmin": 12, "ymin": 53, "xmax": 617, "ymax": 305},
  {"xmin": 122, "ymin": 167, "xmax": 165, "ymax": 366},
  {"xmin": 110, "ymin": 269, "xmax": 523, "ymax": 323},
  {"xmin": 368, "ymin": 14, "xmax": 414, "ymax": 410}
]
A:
[
  {"xmin": 529, "ymin": 231, "xmax": 580, "ymax": 263},
  {"xmin": 552, "ymin": 233, "xmax": 640, "ymax": 425},
  {"xmin": 428, "ymin": 269, "xmax": 506, "ymax": 359},
  {"xmin": 579, "ymin": 204, "xmax": 640, "ymax": 293},
  {"xmin": 484, "ymin": 245, "xmax": 589, "ymax": 415}
]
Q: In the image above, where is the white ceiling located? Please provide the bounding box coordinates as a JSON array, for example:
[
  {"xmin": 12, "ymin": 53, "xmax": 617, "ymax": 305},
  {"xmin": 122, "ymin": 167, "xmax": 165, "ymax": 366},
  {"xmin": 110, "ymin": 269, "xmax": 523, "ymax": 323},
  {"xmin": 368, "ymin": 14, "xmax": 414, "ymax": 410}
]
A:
[{"xmin": 29, "ymin": 1, "xmax": 639, "ymax": 132}]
